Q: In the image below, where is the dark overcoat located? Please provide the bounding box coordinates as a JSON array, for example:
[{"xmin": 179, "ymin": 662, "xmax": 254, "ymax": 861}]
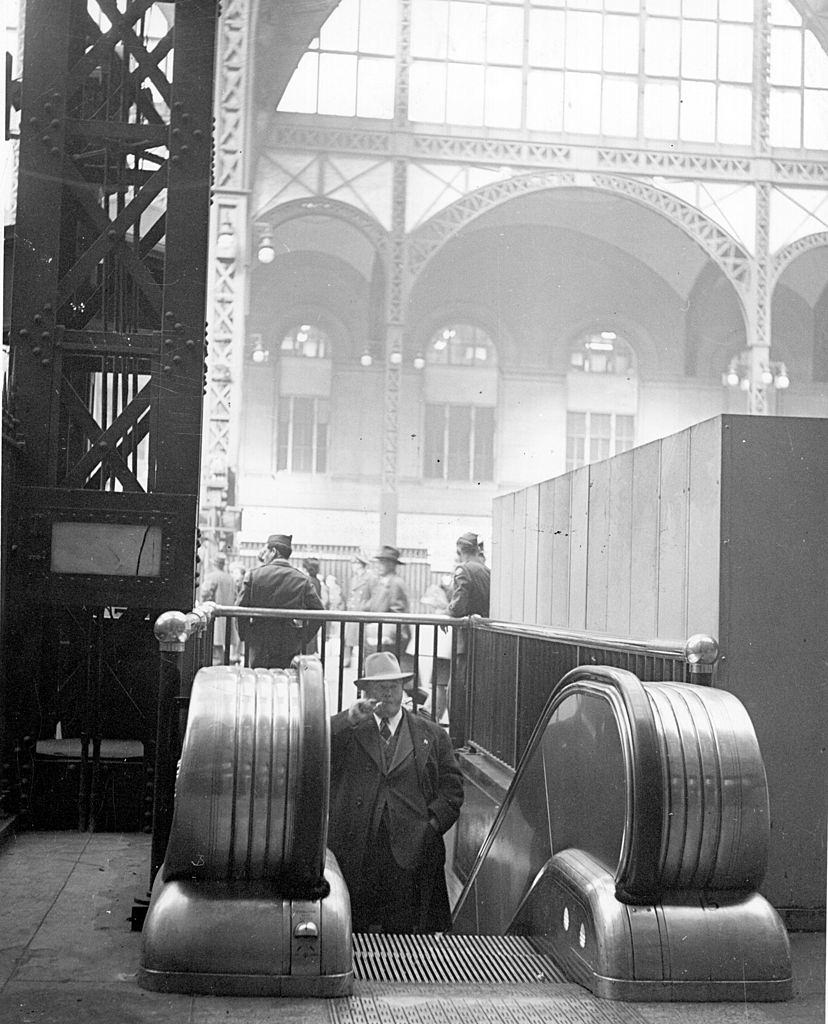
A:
[
  {"xmin": 236, "ymin": 558, "xmax": 323, "ymax": 668},
  {"xmin": 328, "ymin": 708, "xmax": 464, "ymax": 932}
]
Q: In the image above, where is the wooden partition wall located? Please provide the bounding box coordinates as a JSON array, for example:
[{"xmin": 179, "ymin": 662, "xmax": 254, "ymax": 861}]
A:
[{"xmin": 491, "ymin": 414, "xmax": 827, "ymax": 928}]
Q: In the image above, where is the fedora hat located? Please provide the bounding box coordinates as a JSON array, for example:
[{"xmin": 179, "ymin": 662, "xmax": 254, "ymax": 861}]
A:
[
  {"xmin": 374, "ymin": 545, "xmax": 404, "ymax": 564},
  {"xmin": 355, "ymin": 651, "xmax": 414, "ymax": 690}
]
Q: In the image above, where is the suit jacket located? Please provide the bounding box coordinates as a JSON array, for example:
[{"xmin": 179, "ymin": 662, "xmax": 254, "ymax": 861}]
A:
[
  {"xmin": 236, "ymin": 558, "xmax": 323, "ymax": 668},
  {"xmin": 329, "ymin": 709, "xmax": 464, "ymax": 931}
]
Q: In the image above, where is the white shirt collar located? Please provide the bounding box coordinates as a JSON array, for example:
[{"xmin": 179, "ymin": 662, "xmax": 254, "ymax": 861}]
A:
[{"xmin": 373, "ymin": 707, "xmax": 403, "ymax": 735}]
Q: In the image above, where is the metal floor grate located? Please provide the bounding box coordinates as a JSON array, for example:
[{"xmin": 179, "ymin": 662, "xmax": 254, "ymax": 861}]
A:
[{"xmin": 352, "ymin": 933, "xmax": 566, "ymax": 984}]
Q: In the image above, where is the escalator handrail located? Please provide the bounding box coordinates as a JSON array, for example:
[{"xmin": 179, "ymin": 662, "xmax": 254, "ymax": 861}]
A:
[{"xmin": 453, "ymin": 665, "xmax": 665, "ymax": 925}]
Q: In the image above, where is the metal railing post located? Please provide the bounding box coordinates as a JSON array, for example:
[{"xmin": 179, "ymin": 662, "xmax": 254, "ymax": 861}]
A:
[
  {"xmin": 684, "ymin": 633, "xmax": 719, "ymax": 684},
  {"xmin": 149, "ymin": 611, "xmax": 189, "ymax": 888}
]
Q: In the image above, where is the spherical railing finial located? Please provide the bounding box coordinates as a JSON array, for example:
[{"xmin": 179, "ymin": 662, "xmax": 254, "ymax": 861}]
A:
[
  {"xmin": 684, "ymin": 634, "xmax": 719, "ymax": 675},
  {"xmin": 154, "ymin": 610, "xmax": 189, "ymax": 649}
]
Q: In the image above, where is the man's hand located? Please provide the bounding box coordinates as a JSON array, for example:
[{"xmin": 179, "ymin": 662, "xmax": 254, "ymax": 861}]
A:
[{"xmin": 347, "ymin": 698, "xmax": 379, "ymax": 724}]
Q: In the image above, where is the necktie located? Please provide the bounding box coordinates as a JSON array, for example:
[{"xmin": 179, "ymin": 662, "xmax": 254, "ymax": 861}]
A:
[{"xmin": 379, "ymin": 717, "xmax": 391, "ymax": 744}]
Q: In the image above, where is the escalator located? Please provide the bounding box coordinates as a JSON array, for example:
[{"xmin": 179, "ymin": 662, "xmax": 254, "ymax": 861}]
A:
[
  {"xmin": 136, "ymin": 658, "xmax": 791, "ymax": 1003},
  {"xmin": 451, "ymin": 666, "xmax": 792, "ymax": 1000}
]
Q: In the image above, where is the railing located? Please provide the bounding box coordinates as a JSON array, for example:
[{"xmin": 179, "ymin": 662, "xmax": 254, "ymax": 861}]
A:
[
  {"xmin": 465, "ymin": 620, "xmax": 718, "ymax": 770},
  {"xmin": 148, "ymin": 603, "xmax": 717, "ymax": 884},
  {"xmin": 149, "ymin": 605, "xmax": 470, "ymax": 884}
]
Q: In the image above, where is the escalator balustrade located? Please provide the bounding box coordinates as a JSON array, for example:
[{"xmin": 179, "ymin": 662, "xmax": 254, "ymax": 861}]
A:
[{"xmin": 451, "ymin": 667, "xmax": 792, "ymax": 1001}]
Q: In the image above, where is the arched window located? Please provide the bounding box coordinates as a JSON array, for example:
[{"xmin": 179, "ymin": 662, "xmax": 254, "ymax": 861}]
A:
[
  {"xmin": 569, "ymin": 329, "xmax": 635, "ymax": 376},
  {"xmin": 426, "ymin": 323, "xmax": 498, "ymax": 367}
]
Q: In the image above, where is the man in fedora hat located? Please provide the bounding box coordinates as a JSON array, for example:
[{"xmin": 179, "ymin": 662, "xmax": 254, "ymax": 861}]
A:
[
  {"xmin": 328, "ymin": 651, "xmax": 464, "ymax": 933},
  {"xmin": 236, "ymin": 533, "xmax": 323, "ymax": 668},
  {"xmin": 364, "ymin": 545, "xmax": 411, "ymax": 656}
]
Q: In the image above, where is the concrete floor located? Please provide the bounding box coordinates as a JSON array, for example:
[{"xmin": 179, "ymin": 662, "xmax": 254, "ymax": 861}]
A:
[{"xmin": 0, "ymin": 831, "xmax": 824, "ymax": 1024}]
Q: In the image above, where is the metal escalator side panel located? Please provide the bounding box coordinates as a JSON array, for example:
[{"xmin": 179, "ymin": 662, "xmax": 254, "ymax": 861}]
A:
[
  {"xmin": 516, "ymin": 848, "xmax": 792, "ymax": 1001},
  {"xmin": 645, "ymin": 682, "xmax": 770, "ymax": 892},
  {"xmin": 265, "ymin": 668, "xmax": 291, "ymax": 873},
  {"xmin": 162, "ymin": 665, "xmax": 251, "ymax": 881},
  {"xmin": 291, "ymin": 656, "xmax": 330, "ymax": 885}
]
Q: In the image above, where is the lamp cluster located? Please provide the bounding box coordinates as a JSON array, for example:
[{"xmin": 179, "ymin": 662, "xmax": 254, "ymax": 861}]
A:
[
  {"xmin": 723, "ymin": 352, "xmax": 790, "ymax": 391},
  {"xmin": 360, "ymin": 347, "xmax": 425, "ymax": 369}
]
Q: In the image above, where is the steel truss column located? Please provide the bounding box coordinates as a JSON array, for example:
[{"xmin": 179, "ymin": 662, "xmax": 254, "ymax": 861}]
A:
[
  {"xmin": 747, "ymin": 0, "xmax": 773, "ymax": 415},
  {"xmin": 203, "ymin": 0, "xmax": 253, "ymax": 509},
  {"xmin": 379, "ymin": 1, "xmax": 413, "ymax": 546}
]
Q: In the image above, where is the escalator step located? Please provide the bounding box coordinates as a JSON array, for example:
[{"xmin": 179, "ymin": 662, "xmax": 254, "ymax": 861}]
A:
[{"xmin": 352, "ymin": 933, "xmax": 566, "ymax": 984}]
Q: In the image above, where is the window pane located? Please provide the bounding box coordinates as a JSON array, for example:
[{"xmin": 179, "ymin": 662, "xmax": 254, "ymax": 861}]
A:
[
  {"xmin": 680, "ymin": 80, "xmax": 716, "ymax": 141},
  {"xmin": 424, "ymin": 405, "xmax": 445, "ymax": 479},
  {"xmin": 357, "ymin": 57, "xmax": 395, "ymax": 118},
  {"xmin": 646, "ymin": 0, "xmax": 681, "ymax": 14},
  {"xmin": 770, "ymin": 88, "xmax": 802, "ymax": 146},
  {"xmin": 318, "ymin": 53, "xmax": 357, "ymax": 115},
  {"xmin": 487, "ymin": 5, "xmax": 524, "ymax": 65},
  {"xmin": 681, "ymin": 21, "xmax": 717, "ymax": 80},
  {"xmin": 803, "ymin": 89, "xmax": 828, "ymax": 149},
  {"xmin": 566, "ymin": 12, "xmax": 603, "ymax": 72},
  {"xmin": 770, "ymin": 28, "xmax": 802, "ymax": 86},
  {"xmin": 446, "ymin": 63, "xmax": 485, "ymax": 125},
  {"xmin": 615, "ymin": 415, "xmax": 635, "ymax": 453},
  {"xmin": 359, "ymin": 0, "xmax": 397, "ymax": 54},
  {"xmin": 411, "ymin": 0, "xmax": 448, "ymax": 58},
  {"xmin": 410, "ymin": 61, "xmax": 447, "ymax": 122},
  {"xmin": 277, "ymin": 401, "xmax": 290, "ymax": 471},
  {"xmin": 717, "ymin": 84, "xmax": 752, "ymax": 144},
  {"xmin": 718, "ymin": 24, "xmax": 753, "ymax": 83},
  {"xmin": 485, "ymin": 66, "xmax": 523, "ymax": 128},
  {"xmin": 769, "ymin": 0, "xmax": 801, "ymax": 26},
  {"xmin": 277, "ymin": 53, "xmax": 318, "ymax": 114},
  {"xmin": 529, "ymin": 9, "xmax": 565, "ymax": 67},
  {"xmin": 565, "ymin": 71, "xmax": 601, "ymax": 134},
  {"xmin": 566, "ymin": 412, "xmax": 586, "ymax": 471},
  {"xmin": 644, "ymin": 80, "xmax": 679, "ymax": 138},
  {"xmin": 604, "ymin": 16, "xmax": 639, "ymax": 74},
  {"xmin": 292, "ymin": 398, "xmax": 315, "ymax": 473},
  {"xmin": 448, "ymin": 2, "xmax": 486, "ymax": 63},
  {"xmin": 682, "ymin": 0, "xmax": 716, "ymax": 18},
  {"xmin": 320, "ymin": 0, "xmax": 359, "ymax": 50},
  {"xmin": 473, "ymin": 407, "xmax": 495, "ymax": 482},
  {"xmin": 316, "ymin": 399, "xmax": 329, "ymax": 473},
  {"xmin": 719, "ymin": 0, "xmax": 753, "ymax": 21},
  {"xmin": 447, "ymin": 406, "xmax": 472, "ymax": 480},
  {"xmin": 606, "ymin": 0, "xmax": 639, "ymax": 12},
  {"xmin": 527, "ymin": 69, "xmax": 564, "ymax": 130},
  {"xmin": 645, "ymin": 19, "xmax": 681, "ymax": 77},
  {"xmin": 590, "ymin": 413, "xmax": 611, "ymax": 462},
  {"xmin": 804, "ymin": 33, "xmax": 828, "ymax": 89},
  {"xmin": 602, "ymin": 76, "xmax": 638, "ymax": 137}
]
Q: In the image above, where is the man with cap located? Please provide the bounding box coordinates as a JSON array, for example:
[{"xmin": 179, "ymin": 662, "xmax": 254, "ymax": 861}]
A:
[
  {"xmin": 446, "ymin": 532, "xmax": 491, "ymax": 720},
  {"xmin": 236, "ymin": 533, "xmax": 324, "ymax": 668},
  {"xmin": 328, "ymin": 651, "xmax": 464, "ymax": 933}
]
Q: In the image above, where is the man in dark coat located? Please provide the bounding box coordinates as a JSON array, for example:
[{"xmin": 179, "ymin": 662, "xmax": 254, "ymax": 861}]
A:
[
  {"xmin": 328, "ymin": 651, "xmax": 464, "ymax": 933},
  {"xmin": 236, "ymin": 533, "xmax": 323, "ymax": 668},
  {"xmin": 446, "ymin": 532, "xmax": 491, "ymax": 722}
]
